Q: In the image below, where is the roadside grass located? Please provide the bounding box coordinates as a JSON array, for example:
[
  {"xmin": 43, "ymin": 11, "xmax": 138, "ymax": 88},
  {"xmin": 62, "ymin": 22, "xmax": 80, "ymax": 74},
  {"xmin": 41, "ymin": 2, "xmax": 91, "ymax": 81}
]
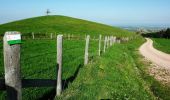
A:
[
  {"xmin": 134, "ymin": 52, "xmax": 170, "ymax": 100},
  {"xmin": 57, "ymin": 37, "xmax": 157, "ymax": 100},
  {"xmin": 152, "ymin": 38, "xmax": 170, "ymax": 54}
]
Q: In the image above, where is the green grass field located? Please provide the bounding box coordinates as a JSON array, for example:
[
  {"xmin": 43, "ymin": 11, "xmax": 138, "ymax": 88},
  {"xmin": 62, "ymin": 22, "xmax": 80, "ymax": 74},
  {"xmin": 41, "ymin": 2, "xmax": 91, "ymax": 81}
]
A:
[
  {"xmin": 0, "ymin": 38, "xmax": 100, "ymax": 99},
  {"xmin": 152, "ymin": 38, "xmax": 170, "ymax": 54},
  {"xmin": 0, "ymin": 16, "xmax": 169, "ymax": 99},
  {"xmin": 0, "ymin": 15, "xmax": 135, "ymax": 99}
]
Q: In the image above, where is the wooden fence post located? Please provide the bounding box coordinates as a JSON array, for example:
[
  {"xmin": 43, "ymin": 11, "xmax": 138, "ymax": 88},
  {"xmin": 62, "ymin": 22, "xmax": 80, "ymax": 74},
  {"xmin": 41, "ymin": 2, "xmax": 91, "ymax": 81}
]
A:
[
  {"xmin": 111, "ymin": 36, "xmax": 114, "ymax": 46},
  {"xmin": 104, "ymin": 36, "xmax": 107, "ymax": 53},
  {"xmin": 84, "ymin": 35, "xmax": 90, "ymax": 65},
  {"xmin": 108, "ymin": 36, "xmax": 111, "ymax": 47},
  {"xmin": 127, "ymin": 37, "xmax": 129, "ymax": 41},
  {"xmin": 105, "ymin": 36, "xmax": 107, "ymax": 49},
  {"xmin": 98, "ymin": 35, "xmax": 102, "ymax": 56},
  {"xmin": 3, "ymin": 32, "xmax": 22, "ymax": 100},
  {"xmin": 56, "ymin": 35, "xmax": 63, "ymax": 96},
  {"xmin": 106, "ymin": 36, "xmax": 109, "ymax": 49},
  {"xmin": 109, "ymin": 36, "xmax": 112, "ymax": 46},
  {"xmin": 32, "ymin": 32, "xmax": 34, "ymax": 39},
  {"xmin": 114, "ymin": 37, "xmax": 116, "ymax": 43},
  {"xmin": 112, "ymin": 36, "xmax": 114, "ymax": 45}
]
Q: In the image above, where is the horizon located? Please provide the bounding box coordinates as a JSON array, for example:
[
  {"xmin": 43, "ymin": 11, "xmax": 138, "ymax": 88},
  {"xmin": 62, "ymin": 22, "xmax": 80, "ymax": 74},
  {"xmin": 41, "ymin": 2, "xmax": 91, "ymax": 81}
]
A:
[{"xmin": 1, "ymin": 0, "xmax": 170, "ymax": 27}]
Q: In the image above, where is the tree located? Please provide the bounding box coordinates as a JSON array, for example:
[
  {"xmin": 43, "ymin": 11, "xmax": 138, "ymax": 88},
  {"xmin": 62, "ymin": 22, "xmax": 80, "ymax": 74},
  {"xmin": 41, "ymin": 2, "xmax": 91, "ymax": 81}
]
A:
[
  {"xmin": 165, "ymin": 28, "xmax": 170, "ymax": 38},
  {"xmin": 46, "ymin": 9, "xmax": 51, "ymax": 15},
  {"xmin": 158, "ymin": 30, "xmax": 165, "ymax": 38}
]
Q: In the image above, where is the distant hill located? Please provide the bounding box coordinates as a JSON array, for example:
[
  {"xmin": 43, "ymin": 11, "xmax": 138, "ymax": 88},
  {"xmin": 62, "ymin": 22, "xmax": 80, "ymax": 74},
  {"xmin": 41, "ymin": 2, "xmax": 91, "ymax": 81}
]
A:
[{"xmin": 0, "ymin": 15, "xmax": 134, "ymax": 37}]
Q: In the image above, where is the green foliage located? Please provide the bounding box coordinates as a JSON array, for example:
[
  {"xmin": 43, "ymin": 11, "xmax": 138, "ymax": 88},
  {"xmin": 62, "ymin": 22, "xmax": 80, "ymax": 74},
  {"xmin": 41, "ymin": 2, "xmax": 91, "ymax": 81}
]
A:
[{"xmin": 142, "ymin": 28, "xmax": 170, "ymax": 38}]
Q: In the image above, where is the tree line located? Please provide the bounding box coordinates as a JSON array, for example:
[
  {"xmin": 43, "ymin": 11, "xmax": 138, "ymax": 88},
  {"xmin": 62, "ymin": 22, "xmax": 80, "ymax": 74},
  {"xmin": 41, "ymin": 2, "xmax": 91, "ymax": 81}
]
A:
[{"xmin": 141, "ymin": 28, "xmax": 170, "ymax": 38}]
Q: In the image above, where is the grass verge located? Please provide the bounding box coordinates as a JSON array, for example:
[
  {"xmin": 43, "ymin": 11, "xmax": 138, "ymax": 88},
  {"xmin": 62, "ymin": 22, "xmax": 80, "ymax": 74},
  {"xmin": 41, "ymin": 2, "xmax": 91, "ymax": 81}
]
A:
[{"xmin": 57, "ymin": 37, "xmax": 158, "ymax": 99}]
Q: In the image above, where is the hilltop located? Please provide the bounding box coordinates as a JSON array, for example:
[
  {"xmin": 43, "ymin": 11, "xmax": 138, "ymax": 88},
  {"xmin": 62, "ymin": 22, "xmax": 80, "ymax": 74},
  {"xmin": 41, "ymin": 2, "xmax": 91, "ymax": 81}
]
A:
[
  {"xmin": 0, "ymin": 15, "xmax": 134, "ymax": 37},
  {"xmin": 0, "ymin": 15, "xmax": 169, "ymax": 99}
]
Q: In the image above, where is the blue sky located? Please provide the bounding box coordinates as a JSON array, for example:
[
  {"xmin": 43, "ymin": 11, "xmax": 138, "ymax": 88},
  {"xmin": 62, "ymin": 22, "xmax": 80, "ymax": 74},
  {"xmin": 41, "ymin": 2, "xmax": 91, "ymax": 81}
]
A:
[{"xmin": 0, "ymin": 0, "xmax": 170, "ymax": 27}]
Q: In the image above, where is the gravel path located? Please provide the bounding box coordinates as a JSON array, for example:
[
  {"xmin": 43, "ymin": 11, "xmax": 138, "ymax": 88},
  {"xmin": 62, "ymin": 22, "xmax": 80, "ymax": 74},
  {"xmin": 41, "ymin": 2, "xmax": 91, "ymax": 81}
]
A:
[
  {"xmin": 139, "ymin": 38, "xmax": 170, "ymax": 85},
  {"xmin": 139, "ymin": 38, "xmax": 170, "ymax": 69}
]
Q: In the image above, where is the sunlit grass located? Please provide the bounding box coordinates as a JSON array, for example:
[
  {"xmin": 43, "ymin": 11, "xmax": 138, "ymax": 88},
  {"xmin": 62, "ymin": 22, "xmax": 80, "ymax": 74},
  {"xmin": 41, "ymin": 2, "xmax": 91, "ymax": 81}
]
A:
[
  {"xmin": 152, "ymin": 38, "xmax": 170, "ymax": 54},
  {"xmin": 58, "ymin": 37, "xmax": 156, "ymax": 100},
  {"xmin": 0, "ymin": 38, "xmax": 98, "ymax": 99}
]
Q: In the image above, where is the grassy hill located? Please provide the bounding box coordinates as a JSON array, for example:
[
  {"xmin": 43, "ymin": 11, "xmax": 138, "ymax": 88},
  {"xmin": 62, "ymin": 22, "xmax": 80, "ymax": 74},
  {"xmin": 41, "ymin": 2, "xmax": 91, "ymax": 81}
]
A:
[
  {"xmin": 0, "ymin": 16, "xmax": 164, "ymax": 99},
  {"xmin": 0, "ymin": 15, "xmax": 134, "ymax": 37},
  {"xmin": 0, "ymin": 15, "xmax": 138, "ymax": 99}
]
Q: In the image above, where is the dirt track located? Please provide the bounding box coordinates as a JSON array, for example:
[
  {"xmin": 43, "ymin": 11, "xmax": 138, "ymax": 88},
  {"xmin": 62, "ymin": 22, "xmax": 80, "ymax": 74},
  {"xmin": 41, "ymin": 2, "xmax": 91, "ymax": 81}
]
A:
[
  {"xmin": 140, "ymin": 38, "xmax": 170, "ymax": 69},
  {"xmin": 139, "ymin": 38, "xmax": 170, "ymax": 85}
]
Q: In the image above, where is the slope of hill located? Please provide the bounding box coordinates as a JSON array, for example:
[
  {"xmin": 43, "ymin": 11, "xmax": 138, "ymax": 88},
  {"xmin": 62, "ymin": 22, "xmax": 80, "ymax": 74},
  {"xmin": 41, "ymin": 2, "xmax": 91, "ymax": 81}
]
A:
[
  {"xmin": 0, "ymin": 16, "xmax": 160, "ymax": 99},
  {"xmin": 0, "ymin": 15, "xmax": 134, "ymax": 37}
]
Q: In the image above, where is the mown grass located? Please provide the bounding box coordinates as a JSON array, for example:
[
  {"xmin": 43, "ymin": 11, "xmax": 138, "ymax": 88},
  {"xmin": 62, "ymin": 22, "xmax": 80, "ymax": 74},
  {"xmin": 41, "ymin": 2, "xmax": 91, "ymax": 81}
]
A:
[
  {"xmin": 0, "ymin": 15, "xmax": 134, "ymax": 37},
  {"xmin": 1, "ymin": 36, "xmax": 169, "ymax": 99},
  {"xmin": 0, "ymin": 15, "xmax": 169, "ymax": 99},
  {"xmin": 0, "ymin": 15, "xmax": 137, "ymax": 99},
  {"xmin": 0, "ymin": 38, "xmax": 99, "ymax": 99},
  {"xmin": 56, "ymin": 36, "xmax": 157, "ymax": 100},
  {"xmin": 152, "ymin": 38, "xmax": 170, "ymax": 54}
]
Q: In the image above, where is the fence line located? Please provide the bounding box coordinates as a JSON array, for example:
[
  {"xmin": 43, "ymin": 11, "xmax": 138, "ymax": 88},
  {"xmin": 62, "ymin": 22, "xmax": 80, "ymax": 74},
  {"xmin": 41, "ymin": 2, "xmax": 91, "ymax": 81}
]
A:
[
  {"xmin": 16, "ymin": 32, "xmax": 136, "ymax": 43},
  {"xmin": 0, "ymin": 31, "xmax": 132, "ymax": 99},
  {"xmin": 104, "ymin": 36, "xmax": 107, "ymax": 53},
  {"xmin": 51, "ymin": 33, "xmax": 53, "ymax": 39},
  {"xmin": 32, "ymin": 32, "xmax": 35, "ymax": 39}
]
